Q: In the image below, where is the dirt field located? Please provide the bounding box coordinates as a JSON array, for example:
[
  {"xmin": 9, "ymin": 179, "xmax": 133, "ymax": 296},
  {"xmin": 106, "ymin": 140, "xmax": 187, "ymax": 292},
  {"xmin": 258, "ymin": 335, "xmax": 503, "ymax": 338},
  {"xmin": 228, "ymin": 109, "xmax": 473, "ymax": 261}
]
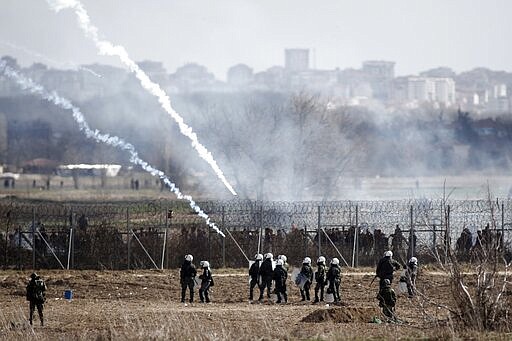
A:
[{"xmin": 0, "ymin": 267, "xmax": 509, "ymax": 340}]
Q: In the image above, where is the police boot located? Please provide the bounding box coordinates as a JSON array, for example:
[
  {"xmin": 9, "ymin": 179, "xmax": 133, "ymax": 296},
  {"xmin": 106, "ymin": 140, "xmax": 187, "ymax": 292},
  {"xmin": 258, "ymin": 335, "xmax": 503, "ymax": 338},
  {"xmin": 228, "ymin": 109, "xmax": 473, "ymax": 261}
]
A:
[
  {"xmin": 189, "ymin": 292, "xmax": 194, "ymax": 303},
  {"xmin": 283, "ymin": 292, "xmax": 288, "ymax": 303},
  {"xmin": 205, "ymin": 292, "xmax": 210, "ymax": 303},
  {"xmin": 300, "ymin": 290, "xmax": 306, "ymax": 301}
]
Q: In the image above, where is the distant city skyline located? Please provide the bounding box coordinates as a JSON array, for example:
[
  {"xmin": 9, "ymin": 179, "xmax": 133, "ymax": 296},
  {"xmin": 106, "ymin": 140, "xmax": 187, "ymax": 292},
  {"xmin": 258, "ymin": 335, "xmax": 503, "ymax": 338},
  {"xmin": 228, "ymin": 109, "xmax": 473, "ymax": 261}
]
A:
[{"xmin": 1, "ymin": 0, "xmax": 511, "ymax": 80}]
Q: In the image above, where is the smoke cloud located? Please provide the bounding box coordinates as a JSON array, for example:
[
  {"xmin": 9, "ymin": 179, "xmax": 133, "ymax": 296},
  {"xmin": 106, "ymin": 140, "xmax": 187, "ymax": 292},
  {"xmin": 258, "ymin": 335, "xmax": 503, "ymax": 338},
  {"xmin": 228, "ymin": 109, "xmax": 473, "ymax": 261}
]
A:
[
  {"xmin": 0, "ymin": 59, "xmax": 225, "ymax": 237},
  {"xmin": 46, "ymin": 0, "xmax": 237, "ymax": 196}
]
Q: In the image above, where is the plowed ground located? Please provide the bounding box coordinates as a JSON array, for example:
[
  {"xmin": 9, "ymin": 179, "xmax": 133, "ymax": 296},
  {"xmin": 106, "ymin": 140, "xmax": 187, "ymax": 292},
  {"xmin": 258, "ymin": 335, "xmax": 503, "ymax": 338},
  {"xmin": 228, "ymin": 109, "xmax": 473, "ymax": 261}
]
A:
[{"xmin": 0, "ymin": 267, "xmax": 507, "ymax": 340}]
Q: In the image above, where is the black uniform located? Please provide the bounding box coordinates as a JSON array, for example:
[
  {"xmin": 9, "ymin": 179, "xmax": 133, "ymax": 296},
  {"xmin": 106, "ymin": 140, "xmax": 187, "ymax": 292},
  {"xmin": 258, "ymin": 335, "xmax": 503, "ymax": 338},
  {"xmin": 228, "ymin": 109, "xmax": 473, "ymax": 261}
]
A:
[
  {"xmin": 405, "ymin": 261, "xmax": 418, "ymax": 297},
  {"xmin": 326, "ymin": 264, "xmax": 341, "ymax": 303},
  {"xmin": 273, "ymin": 264, "xmax": 288, "ymax": 303},
  {"xmin": 376, "ymin": 256, "xmax": 401, "ymax": 288},
  {"xmin": 377, "ymin": 283, "xmax": 397, "ymax": 319},
  {"xmin": 258, "ymin": 258, "xmax": 274, "ymax": 300},
  {"xmin": 180, "ymin": 260, "xmax": 197, "ymax": 303},
  {"xmin": 314, "ymin": 263, "xmax": 327, "ymax": 302},
  {"xmin": 26, "ymin": 274, "xmax": 46, "ymax": 326},
  {"xmin": 199, "ymin": 267, "xmax": 213, "ymax": 303},
  {"xmin": 299, "ymin": 263, "xmax": 313, "ymax": 301},
  {"xmin": 248, "ymin": 260, "xmax": 260, "ymax": 300}
]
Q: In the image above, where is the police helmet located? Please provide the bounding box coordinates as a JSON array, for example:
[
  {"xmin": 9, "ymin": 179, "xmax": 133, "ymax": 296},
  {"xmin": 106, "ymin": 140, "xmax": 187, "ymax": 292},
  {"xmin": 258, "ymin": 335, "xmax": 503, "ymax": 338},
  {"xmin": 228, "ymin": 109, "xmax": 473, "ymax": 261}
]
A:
[
  {"xmin": 255, "ymin": 253, "xmax": 263, "ymax": 261},
  {"xmin": 276, "ymin": 259, "xmax": 284, "ymax": 266},
  {"xmin": 303, "ymin": 257, "xmax": 312, "ymax": 264},
  {"xmin": 317, "ymin": 256, "xmax": 326, "ymax": 264},
  {"xmin": 384, "ymin": 250, "xmax": 393, "ymax": 257},
  {"xmin": 384, "ymin": 279, "xmax": 391, "ymax": 285},
  {"xmin": 265, "ymin": 253, "xmax": 273, "ymax": 260},
  {"xmin": 202, "ymin": 261, "xmax": 210, "ymax": 268},
  {"xmin": 185, "ymin": 254, "xmax": 193, "ymax": 262},
  {"xmin": 278, "ymin": 255, "xmax": 287, "ymax": 263},
  {"xmin": 30, "ymin": 272, "xmax": 38, "ymax": 279},
  {"xmin": 409, "ymin": 257, "xmax": 418, "ymax": 264},
  {"xmin": 331, "ymin": 258, "xmax": 340, "ymax": 265}
]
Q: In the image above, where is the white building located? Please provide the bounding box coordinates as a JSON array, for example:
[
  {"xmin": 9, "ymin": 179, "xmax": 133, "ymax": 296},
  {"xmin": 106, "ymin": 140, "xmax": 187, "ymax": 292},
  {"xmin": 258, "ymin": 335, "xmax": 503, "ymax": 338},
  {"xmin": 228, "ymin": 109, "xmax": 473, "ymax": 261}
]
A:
[
  {"xmin": 433, "ymin": 78, "xmax": 456, "ymax": 104},
  {"xmin": 406, "ymin": 77, "xmax": 455, "ymax": 105}
]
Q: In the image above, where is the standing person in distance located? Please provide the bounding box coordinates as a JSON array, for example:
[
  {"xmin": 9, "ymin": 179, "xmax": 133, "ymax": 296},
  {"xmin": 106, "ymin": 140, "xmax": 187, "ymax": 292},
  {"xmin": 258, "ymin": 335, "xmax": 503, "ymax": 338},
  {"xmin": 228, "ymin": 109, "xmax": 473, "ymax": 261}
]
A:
[
  {"xmin": 180, "ymin": 254, "xmax": 197, "ymax": 303},
  {"xmin": 26, "ymin": 272, "xmax": 46, "ymax": 326},
  {"xmin": 377, "ymin": 278, "xmax": 397, "ymax": 320},
  {"xmin": 299, "ymin": 257, "xmax": 313, "ymax": 301},
  {"xmin": 249, "ymin": 253, "xmax": 263, "ymax": 302},
  {"xmin": 198, "ymin": 260, "xmax": 213, "ymax": 303},
  {"xmin": 258, "ymin": 253, "xmax": 274, "ymax": 302},
  {"xmin": 326, "ymin": 258, "xmax": 342, "ymax": 303},
  {"xmin": 277, "ymin": 254, "xmax": 289, "ymax": 271},
  {"xmin": 273, "ymin": 258, "xmax": 288, "ymax": 304},
  {"xmin": 313, "ymin": 256, "xmax": 327, "ymax": 303},
  {"xmin": 376, "ymin": 250, "xmax": 401, "ymax": 289},
  {"xmin": 405, "ymin": 256, "xmax": 418, "ymax": 298}
]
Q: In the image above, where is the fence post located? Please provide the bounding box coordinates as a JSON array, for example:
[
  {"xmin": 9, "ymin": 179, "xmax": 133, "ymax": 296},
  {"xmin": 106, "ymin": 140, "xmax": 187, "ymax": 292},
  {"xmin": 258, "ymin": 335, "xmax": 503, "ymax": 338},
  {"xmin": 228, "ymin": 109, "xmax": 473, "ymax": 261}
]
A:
[
  {"xmin": 501, "ymin": 202, "xmax": 505, "ymax": 253},
  {"xmin": 127, "ymin": 207, "xmax": 131, "ymax": 270},
  {"xmin": 17, "ymin": 227, "xmax": 21, "ymax": 270},
  {"xmin": 222, "ymin": 206, "xmax": 226, "ymax": 268},
  {"xmin": 351, "ymin": 205, "xmax": 358, "ymax": 268},
  {"xmin": 258, "ymin": 205, "xmax": 263, "ymax": 253},
  {"xmin": 317, "ymin": 206, "xmax": 321, "ymax": 258},
  {"xmin": 432, "ymin": 224, "xmax": 436, "ymax": 254},
  {"xmin": 355, "ymin": 204, "xmax": 359, "ymax": 267},
  {"xmin": 162, "ymin": 207, "xmax": 170, "ymax": 269},
  {"xmin": 445, "ymin": 205, "xmax": 450, "ymax": 263},
  {"xmin": 32, "ymin": 207, "xmax": 35, "ymax": 270},
  {"xmin": 208, "ymin": 221, "xmax": 211, "ymax": 264},
  {"xmin": 304, "ymin": 224, "xmax": 308, "ymax": 258},
  {"xmin": 67, "ymin": 210, "xmax": 73, "ymax": 270},
  {"xmin": 409, "ymin": 205, "xmax": 414, "ymax": 259},
  {"xmin": 72, "ymin": 210, "xmax": 75, "ymax": 269}
]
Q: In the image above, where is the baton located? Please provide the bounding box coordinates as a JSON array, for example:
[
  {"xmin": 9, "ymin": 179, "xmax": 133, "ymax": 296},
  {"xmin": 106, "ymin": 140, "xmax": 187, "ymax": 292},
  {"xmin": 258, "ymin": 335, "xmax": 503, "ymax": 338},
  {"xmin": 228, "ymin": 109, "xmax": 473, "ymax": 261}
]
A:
[{"xmin": 369, "ymin": 275, "xmax": 378, "ymax": 287}]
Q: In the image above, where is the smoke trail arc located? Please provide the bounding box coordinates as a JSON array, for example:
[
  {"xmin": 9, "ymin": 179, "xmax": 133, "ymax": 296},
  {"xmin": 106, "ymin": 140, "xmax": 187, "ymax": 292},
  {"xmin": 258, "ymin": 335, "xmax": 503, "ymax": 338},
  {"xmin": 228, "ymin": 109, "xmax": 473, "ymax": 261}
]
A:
[
  {"xmin": 0, "ymin": 60, "xmax": 225, "ymax": 237},
  {"xmin": 0, "ymin": 40, "xmax": 102, "ymax": 78},
  {"xmin": 46, "ymin": 0, "xmax": 237, "ymax": 196}
]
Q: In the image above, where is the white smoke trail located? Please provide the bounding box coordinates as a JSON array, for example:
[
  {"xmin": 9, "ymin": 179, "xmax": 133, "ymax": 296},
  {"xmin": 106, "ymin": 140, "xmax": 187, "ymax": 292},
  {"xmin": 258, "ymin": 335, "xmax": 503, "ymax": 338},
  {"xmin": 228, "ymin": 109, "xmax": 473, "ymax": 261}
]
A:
[
  {"xmin": 0, "ymin": 60, "xmax": 225, "ymax": 237},
  {"xmin": 0, "ymin": 40, "xmax": 102, "ymax": 78},
  {"xmin": 46, "ymin": 0, "xmax": 237, "ymax": 196}
]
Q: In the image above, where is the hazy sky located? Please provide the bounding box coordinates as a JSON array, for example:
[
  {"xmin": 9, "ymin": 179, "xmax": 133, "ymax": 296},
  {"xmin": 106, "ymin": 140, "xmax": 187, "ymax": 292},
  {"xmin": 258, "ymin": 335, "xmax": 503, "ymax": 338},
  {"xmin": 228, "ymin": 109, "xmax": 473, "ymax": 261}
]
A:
[{"xmin": 1, "ymin": 0, "xmax": 511, "ymax": 80}]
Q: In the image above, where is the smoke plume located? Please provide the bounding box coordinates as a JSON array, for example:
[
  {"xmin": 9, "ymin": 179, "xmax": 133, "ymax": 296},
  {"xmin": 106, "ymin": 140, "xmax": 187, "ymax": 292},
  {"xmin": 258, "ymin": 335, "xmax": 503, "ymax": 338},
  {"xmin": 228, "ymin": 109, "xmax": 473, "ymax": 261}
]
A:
[
  {"xmin": 45, "ymin": 0, "xmax": 237, "ymax": 196},
  {"xmin": 0, "ymin": 59, "xmax": 225, "ymax": 237}
]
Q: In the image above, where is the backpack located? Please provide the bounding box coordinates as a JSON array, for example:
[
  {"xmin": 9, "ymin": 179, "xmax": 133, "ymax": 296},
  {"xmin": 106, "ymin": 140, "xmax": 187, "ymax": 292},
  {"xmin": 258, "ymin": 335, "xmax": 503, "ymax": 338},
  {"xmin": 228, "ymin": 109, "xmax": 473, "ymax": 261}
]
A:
[{"xmin": 34, "ymin": 279, "xmax": 45, "ymax": 302}]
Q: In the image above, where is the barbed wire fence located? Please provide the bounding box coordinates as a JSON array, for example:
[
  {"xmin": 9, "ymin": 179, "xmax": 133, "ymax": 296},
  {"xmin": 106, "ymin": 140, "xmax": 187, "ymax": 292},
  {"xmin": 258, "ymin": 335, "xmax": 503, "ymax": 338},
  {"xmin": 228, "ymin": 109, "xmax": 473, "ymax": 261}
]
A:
[{"xmin": 1, "ymin": 198, "xmax": 510, "ymax": 270}]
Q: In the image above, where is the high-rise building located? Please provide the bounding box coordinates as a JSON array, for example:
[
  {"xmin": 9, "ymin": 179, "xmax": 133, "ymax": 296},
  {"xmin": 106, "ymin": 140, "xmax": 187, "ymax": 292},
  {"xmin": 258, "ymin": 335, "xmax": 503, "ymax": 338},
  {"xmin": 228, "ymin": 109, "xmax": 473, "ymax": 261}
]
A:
[
  {"xmin": 406, "ymin": 77, "xmax": 455, "ymax": 105},
  {"xmin": 285, "ymin": 49, "xmax": 309, "ymax": 72},
  {"xmin": 407, "ymin": 77, "xmax": 435, "ymax": 102},
  {"xmin": 362, "ymin": 61, "xmax": 395, "ymax": 79},
  {"xmin": 433, "ymin": 78, "xmax": 455, "ymax": 104},
  {"xmin": 362, "ymin": 60, "xmax": 395, "ymax": 101}
]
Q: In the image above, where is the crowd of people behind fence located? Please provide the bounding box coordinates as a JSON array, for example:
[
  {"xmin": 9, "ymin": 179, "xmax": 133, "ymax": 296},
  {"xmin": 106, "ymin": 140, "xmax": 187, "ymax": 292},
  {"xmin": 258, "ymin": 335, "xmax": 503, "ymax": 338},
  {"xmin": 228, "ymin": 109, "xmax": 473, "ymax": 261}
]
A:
[
  {"xmin": 455, "ymin": 223, "xmax": 505, "ymax": 261},
  {"xmin": 2, "ymin": 214, "xmax": 510, "ymax": 270}
]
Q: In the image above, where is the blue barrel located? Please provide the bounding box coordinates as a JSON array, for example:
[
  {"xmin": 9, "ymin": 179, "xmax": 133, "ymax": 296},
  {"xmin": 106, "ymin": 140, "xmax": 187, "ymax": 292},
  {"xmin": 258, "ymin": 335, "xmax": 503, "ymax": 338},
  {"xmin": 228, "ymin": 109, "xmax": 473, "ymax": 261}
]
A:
[{"xmin": 64, "ymin": 289, "xmax": 73, "ymax": 300}]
